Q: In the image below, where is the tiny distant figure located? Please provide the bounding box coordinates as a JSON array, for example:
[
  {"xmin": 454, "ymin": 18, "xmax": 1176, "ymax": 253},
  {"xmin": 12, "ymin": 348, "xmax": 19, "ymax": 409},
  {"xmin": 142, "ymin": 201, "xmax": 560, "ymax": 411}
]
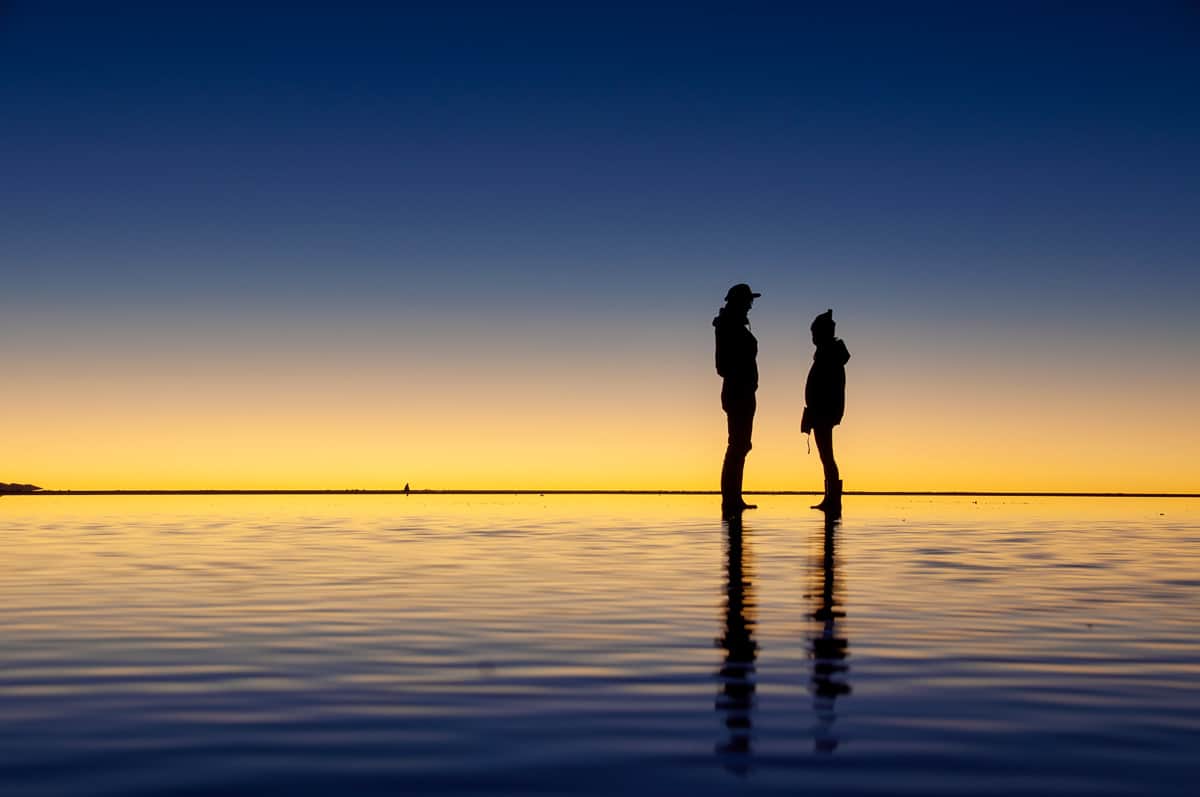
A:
[
  {"xmin": 403, "ymin": 482, "xmax": 410, "ymax": 495},
  {"xmin": 714, "ymin": 283, "xmax": 761, "ymax": 516},
  {"xmin": 801, "ymin": 309, "xmax": 850, "ymax": 515}
]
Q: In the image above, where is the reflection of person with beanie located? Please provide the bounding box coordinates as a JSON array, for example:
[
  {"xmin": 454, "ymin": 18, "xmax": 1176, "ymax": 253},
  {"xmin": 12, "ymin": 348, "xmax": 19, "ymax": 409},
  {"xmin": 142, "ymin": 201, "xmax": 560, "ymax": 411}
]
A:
[
  {"xmin": 714, "ymin": 284, "xmax": 761, "ymax": 517},
  {"xmin": 801, "ymin": 309, "xmax": 850, "ymax": 515}
]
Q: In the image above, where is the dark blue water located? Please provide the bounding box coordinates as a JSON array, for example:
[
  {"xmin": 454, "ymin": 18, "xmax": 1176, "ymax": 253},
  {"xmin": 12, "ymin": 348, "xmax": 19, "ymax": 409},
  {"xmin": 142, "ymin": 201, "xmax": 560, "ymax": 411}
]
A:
[{"xmin": 2, "ymin": 495, "xmax": 1197, "ymax": 795}]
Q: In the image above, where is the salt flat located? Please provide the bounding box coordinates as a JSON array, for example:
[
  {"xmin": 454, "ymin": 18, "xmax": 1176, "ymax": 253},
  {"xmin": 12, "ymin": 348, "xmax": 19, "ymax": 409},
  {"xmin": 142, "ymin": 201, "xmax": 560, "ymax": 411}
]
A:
[{"xmin": 1, "ymin": 495, "xmax": 1197, "ymax": 796}]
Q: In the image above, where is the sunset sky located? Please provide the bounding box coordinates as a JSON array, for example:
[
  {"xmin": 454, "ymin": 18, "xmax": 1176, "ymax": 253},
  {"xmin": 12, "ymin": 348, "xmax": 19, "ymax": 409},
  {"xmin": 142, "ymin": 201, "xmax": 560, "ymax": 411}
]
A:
[{"xmin": 3, "ymin": 3, "xmax": 1198, "ymax": 492}]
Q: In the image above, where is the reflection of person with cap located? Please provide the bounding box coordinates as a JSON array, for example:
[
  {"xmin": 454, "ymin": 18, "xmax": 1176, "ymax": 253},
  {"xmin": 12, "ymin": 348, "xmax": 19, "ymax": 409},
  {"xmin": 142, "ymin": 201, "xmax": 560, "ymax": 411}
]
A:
[
  {"xmin": 714, "ymin": 283, "xmax": 761, "ymax": 516},
  {"xmin": 715, "ymin": 513, "xmax": 757, "ymax": 772},
  {"xmin": 801, "ymin": 309, "xmax": 850, "ymax": 515}
]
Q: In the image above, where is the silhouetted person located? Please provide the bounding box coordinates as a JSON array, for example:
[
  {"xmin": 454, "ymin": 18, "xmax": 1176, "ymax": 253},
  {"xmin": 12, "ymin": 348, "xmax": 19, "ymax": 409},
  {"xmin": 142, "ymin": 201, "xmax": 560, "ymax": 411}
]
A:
[
  {"xmin": 801, "ymin": 309, "xmax": 849, "ymax": 515},
  {"xmin": 715, "ymin": 514, "xmax": 757, "ymax": 772},
  {"xmin": 714, "ymin": 283, "xmax": 760, "ymax": 516},
  {"xmin": 808, "ymin": 515, "xmax": 851, "ymax": 753}
]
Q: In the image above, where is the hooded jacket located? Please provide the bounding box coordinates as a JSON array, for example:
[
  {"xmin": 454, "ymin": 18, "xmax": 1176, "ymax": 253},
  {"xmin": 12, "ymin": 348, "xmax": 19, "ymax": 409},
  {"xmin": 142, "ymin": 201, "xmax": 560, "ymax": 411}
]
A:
[
  {"xmin": 804, "ymin": 338, "xmax": 850, "ymax": 427},
  {"xmin": 713, "ymin": 307, "xmax": 758, "ymax": 391}
]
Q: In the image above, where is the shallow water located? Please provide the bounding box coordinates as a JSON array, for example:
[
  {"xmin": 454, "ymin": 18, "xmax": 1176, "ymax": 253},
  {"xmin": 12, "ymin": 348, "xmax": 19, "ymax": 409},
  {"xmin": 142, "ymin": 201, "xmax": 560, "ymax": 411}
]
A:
[{"xmin": 1, "ymin": 495, "xmax": 1198, "ymax": 796}]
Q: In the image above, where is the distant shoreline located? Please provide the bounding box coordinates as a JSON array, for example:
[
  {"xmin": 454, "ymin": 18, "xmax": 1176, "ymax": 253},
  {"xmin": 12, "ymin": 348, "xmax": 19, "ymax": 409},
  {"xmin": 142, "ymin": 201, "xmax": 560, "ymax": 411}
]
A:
[{"xmin": 4, "ymin": 489, "xmax": 1198, "ymax": 498}]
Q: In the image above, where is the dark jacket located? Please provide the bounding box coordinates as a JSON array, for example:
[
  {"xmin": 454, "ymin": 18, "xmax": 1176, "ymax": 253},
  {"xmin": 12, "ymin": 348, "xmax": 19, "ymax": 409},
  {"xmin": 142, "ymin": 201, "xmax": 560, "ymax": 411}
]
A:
[
  {"xmin": 804, "ymin": 338, "xmax": 850, "ymax": 427},
  {"xmin": 713, "ymin": 307, "xmax": 758, "ymax": 391}
]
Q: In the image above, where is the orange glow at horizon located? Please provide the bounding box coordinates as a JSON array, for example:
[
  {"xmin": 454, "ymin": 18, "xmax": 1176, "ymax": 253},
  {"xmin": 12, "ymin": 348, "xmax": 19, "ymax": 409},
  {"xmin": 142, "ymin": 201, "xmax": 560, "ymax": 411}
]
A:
[{"xmin": 6, "ymin": 329, "xmax": 1198, "ymax": 494}]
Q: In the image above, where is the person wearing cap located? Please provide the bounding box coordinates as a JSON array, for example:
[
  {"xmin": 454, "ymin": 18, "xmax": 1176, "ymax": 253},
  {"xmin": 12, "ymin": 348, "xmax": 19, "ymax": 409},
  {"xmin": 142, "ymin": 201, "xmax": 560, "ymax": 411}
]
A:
[
  {"xmin": 801, "ymin": 309, "xmax": 850, "ymax": 515},
  {"xmin": 714, "ymin": 283, "xmax": 761, "ymax": 516}
]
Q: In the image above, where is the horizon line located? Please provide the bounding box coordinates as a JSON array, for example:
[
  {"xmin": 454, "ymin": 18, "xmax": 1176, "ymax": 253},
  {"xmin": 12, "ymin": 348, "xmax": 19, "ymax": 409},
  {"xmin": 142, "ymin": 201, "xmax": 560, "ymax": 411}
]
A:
[{"xmin": 5, "ymin": 489, "xmax": 1199, "ymax": 499}]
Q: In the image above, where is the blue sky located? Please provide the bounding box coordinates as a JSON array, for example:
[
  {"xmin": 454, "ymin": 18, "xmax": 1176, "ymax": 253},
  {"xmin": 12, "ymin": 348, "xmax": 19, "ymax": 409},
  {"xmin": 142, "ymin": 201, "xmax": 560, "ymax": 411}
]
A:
[
  {"xmin": 5, "ymin": 3, "xmax": 1197, "ymax": 309},
  {"xmin": 3, "ymin": 3, "xmax": 1198, "ymax": 488}
]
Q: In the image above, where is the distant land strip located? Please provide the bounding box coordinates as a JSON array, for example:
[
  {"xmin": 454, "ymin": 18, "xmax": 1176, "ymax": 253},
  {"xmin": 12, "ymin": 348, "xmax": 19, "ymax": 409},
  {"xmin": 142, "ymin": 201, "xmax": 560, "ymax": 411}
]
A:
[{"xmin": 7, "ymin": 489, "xmax": 1199, "ymax": 498}]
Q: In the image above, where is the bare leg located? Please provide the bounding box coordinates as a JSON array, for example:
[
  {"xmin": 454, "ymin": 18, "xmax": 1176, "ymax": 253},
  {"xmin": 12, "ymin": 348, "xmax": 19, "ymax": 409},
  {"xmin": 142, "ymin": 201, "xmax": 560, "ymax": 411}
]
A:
[
  {"xmin": 811, "ymin": 425, "xmax": 841, "ymax": 514},
  {"xmin": 721, "ymin": 387, "xmax": 756, "ymax": 513},
  {"xmin": 813, "ymin": 426, "xmax": 839, "ymax": 482}
]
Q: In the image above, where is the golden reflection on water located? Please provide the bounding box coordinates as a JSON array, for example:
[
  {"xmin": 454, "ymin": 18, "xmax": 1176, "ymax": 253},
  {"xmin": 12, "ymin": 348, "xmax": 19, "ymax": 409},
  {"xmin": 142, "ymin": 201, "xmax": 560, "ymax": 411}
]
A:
[
  {"xmin": 2, "ymin": 494, "xmax": 1198, "ymax": 654},
  {"xmin": 1, "ymin": 494, "xmax": 1199, "ymax": 795}
]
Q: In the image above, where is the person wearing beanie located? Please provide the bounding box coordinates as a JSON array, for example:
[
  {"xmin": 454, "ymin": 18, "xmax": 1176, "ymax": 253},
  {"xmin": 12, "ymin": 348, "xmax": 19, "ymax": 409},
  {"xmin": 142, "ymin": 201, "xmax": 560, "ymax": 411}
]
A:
[
  {"xmin": 801, "ymin": 309, "xmax": 851, "ymax": 515},
  {"xmin": 714, "ymin": 283, "xmax": 761, "ymax": 516}
]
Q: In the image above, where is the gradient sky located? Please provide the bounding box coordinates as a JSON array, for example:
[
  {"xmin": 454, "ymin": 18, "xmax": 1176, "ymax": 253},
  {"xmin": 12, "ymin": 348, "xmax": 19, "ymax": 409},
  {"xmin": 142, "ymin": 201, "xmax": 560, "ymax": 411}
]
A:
[{"xmin": 3, "ymin": 3, "xmax": 1198, "ymax": 491}]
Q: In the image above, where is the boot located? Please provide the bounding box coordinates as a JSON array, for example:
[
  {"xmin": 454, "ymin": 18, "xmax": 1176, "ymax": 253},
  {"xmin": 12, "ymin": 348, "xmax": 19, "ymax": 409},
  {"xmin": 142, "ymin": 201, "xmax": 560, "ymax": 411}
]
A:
[
  {"xmin": 811, "ymin": 479, "xmax": 842, "ymax": 513},
  {"xmin": 722, "ymin": 493, "xmax": 758, "ymax": 517},
  {"xmin": 827, "ymin": 479, "xmax": 842, "ymax": 517},
  {"xmin": 731, "ymin": 466, "xmax": 757, "ymax": 513},
  {"xmin": 810, "ymin": 479, "xmax": 831, "ymax": 510},
  {"xmin": 721, "ymin": 454, "xmax": 757, "ymax": 516},
  {"xmin": 721, "ymin": 457, "xmax": 739, "ymax": 514}
]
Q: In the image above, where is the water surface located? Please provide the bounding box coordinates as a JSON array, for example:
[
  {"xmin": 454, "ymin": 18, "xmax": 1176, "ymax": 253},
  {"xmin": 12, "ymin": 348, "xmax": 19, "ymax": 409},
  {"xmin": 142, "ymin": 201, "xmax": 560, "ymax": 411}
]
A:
[{"xmin": 2, "ymin": 495, "xmax": 1197, "ymax": 795}]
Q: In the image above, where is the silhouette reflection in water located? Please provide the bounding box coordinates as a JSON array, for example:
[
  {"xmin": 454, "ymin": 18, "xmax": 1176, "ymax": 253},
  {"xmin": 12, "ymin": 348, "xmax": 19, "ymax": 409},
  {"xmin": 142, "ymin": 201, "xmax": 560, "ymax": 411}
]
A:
[
  {"xmin": 715, "ymin": 514, "xmax": 758, "ymax": 774},
  {"xmin": 807, "ymin": 516, "xmax": 851, "ymax": 752}
]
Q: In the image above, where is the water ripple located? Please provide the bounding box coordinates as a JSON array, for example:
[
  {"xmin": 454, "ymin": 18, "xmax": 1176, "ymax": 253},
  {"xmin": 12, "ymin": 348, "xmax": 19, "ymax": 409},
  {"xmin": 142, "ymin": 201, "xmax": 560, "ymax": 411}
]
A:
[{"xmin": 1, "ymin": 495, "xmax": 1198, "ymax": 795}]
